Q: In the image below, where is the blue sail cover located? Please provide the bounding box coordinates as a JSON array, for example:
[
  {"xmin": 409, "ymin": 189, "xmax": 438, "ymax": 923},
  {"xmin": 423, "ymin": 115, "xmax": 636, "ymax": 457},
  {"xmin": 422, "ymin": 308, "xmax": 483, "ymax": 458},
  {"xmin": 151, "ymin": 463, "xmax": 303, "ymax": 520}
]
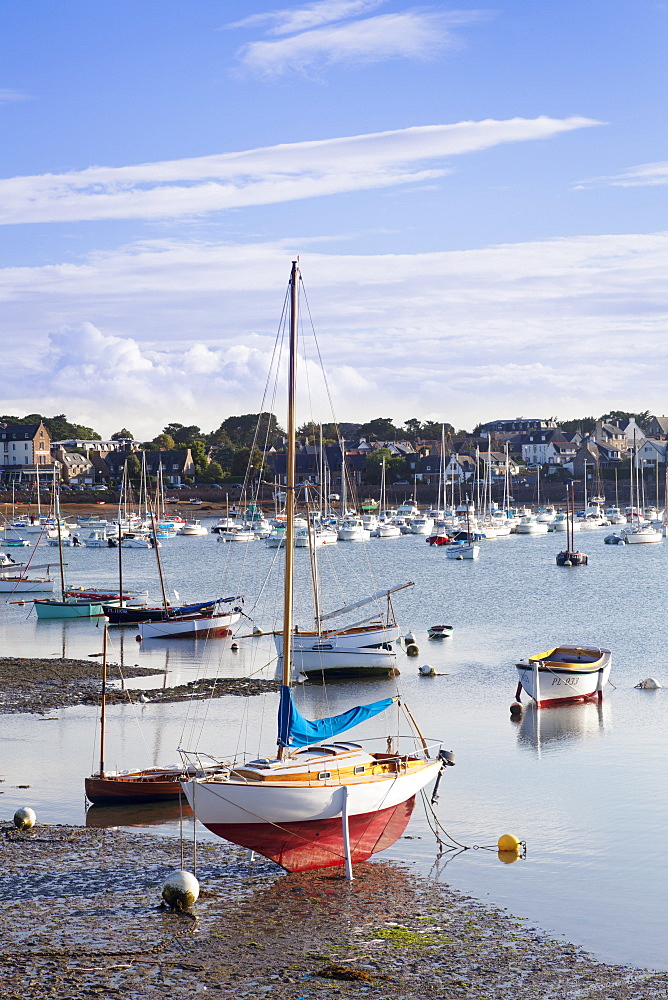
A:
[{"xmin": 278, "ymin": 686, "xmax": 395, "ymax": 747}]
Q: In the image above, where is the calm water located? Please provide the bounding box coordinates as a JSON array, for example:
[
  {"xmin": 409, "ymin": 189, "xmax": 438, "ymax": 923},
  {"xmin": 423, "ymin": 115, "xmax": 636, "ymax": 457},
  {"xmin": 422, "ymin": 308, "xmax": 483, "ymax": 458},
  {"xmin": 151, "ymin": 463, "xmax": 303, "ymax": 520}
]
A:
[{"xmin": 1, "ymin": 523, "xmax": 667, "ymax": 969}]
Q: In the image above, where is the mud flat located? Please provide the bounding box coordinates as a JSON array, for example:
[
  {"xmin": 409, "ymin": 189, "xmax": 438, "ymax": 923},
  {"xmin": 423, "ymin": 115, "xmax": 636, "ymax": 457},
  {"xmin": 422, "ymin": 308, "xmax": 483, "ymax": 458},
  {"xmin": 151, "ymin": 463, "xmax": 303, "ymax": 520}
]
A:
[
  {"xmin": 0, "ymin": 656, "xmax": 279, "ymax": 715},
  {"xmin": 0, "ymin": 820, "xmax": 665, "ymax": 999}
]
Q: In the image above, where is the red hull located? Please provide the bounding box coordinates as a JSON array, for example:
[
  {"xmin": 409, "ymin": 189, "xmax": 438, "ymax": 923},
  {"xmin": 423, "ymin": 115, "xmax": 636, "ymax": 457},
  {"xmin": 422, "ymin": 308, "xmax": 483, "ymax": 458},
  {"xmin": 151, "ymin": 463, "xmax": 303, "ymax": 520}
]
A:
[
  {"xmin": 536, "ymin": 691, "xmax": 603, "ymax": 708},
  {"xmin": 204, "ymin": 796, "xmax": 416, "ymax": 872}
]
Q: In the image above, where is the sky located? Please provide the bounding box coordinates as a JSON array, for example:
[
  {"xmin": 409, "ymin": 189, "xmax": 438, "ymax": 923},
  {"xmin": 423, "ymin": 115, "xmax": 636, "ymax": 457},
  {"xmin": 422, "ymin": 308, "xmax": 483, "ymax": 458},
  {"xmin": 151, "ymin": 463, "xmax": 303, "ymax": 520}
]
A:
[{"xmin": 0, "ymin": 0, "xmax": 666, "ymax": 439}]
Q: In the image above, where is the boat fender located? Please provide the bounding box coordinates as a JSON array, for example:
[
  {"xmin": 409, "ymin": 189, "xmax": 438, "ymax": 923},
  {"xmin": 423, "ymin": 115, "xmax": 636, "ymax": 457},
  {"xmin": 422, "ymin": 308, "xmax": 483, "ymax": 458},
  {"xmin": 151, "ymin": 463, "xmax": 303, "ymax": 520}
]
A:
[
  {"xmin": 635, "ymin": 677, "xmax": 662, "ymax": 689},
  {"xmin": 135, "ymin": 634, "xmax": 142, "ymax": 642},
  {"xmin": 14, "ymin": 806, "xmax": 36, "ymax": 830},
  {"xmin": 405, "ymin": 643, "xmax": 419, "ymax": 657},
  {"xmin": 161, "ymin": 870, "xmax": 199, "ymax": 910}
]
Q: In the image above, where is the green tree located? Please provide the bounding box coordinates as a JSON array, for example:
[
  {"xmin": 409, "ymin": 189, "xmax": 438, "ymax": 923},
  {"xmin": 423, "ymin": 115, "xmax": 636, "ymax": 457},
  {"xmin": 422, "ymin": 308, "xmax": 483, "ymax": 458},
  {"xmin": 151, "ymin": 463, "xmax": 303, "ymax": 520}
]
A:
[
  {"xmin": 125, "ymin": 454, "xmax": 141, "ymax": 481},
  {"xmin": 189, "ymin": 439, "xmax": 209, "ymax": 476},
  {"xmin": 421, "ymin": 421, "xmax": 454, "ymax": 440},
  {"xmin": 403, "ymin": 418, "xmax": 422, "ymax": 440},
  {"xmin": 163, "ymin": 423, "xmax": 202, "ymax": 446},
  {"xmin": 218, "ymin": 412, "xmax": 283, "ymax": 450},
  {"xmin": 356, "ymin": 417, "xmax": 400, "ymax": 441},
  {"xmin": 230, "ymin": 446, "xmax": 265, "ymax": 479},
  {"xmin": 145, "ymin": 432, "xmax": 176, "ymax": 451},
  {"xmin": 111, "ymin": 427, "xmax": 134, "ymax": 441},
  {"xmin": 198, "ymin": 460, "xmax": 224, "ymax": 483}
]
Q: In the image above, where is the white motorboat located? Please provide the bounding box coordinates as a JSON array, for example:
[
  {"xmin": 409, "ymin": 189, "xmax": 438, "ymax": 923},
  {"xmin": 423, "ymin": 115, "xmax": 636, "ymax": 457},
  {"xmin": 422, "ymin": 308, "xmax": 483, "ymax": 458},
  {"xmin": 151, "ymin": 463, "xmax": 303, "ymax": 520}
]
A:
[
  {"xmin": 181, "ymin": 520, "xmax": 209, "ymax": 536},
  {"xmin": 218, "ymin": 526, "xmax": 255, "ymax": 542},
  {"xmin": 516, "ymin": 515, "xmax": 549, "ymax": 534},
  {"xmin": 337, "ymin": 517, "xmax": 370, "ymax": 541},
  {"xmin": 410, "ymin": 516, "xmax": 435, "ymax": 535}
]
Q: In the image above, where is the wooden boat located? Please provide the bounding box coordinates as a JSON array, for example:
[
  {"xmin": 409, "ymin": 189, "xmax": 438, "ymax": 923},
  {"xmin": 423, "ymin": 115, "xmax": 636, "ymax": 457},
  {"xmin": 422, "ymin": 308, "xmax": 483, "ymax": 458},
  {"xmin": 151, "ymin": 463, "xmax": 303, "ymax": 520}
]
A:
[
  {"xmin": 180, "ymin": 262, "xmax": 453, "ymax": 874},
  {"xmin": 85, "ymin": 627, "xmax": 229, "ymax": 803},
  {"xmin": 428, "ymin": 624, "xmax": 453, "ymax": 639},
  {"xmin": 515, "ymin": 645, "xmax": 612, "ymax": 707},
  {"xmin": 0, "ymin": 575, "xmax": 55, "ymax": 593}
]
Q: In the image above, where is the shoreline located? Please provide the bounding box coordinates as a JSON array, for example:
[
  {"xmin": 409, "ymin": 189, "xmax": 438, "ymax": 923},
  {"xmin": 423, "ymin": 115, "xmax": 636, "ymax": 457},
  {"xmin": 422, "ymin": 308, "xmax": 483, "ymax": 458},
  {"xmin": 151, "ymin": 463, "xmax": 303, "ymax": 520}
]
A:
[
  {"xmin": 0, "ymin": 821, "xmax": 664, "ymax": 999},
  {"xmin": 0, "ymin": 656, "xmax": 279, "ymax": 714}
]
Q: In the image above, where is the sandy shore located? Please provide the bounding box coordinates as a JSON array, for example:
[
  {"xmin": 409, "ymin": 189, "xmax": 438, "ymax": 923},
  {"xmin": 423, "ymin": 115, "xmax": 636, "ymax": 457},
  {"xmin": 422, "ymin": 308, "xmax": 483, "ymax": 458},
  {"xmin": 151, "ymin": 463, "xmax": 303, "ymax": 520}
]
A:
[
  {"xmin": 1, "ymin": 821, "xmax": 665, "ymax": 1000},
  {"xmin": 0, "ymin": 656, "xmax": 279, "ymax": 714}
]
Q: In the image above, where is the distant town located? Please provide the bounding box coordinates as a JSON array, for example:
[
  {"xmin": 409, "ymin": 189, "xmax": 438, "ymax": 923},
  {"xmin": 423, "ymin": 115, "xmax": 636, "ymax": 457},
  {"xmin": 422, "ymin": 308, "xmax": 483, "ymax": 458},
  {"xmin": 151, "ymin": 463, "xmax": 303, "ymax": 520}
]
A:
[{"xmin": 0, "ymin": 411, "xmax": 666, "ymax": 497}]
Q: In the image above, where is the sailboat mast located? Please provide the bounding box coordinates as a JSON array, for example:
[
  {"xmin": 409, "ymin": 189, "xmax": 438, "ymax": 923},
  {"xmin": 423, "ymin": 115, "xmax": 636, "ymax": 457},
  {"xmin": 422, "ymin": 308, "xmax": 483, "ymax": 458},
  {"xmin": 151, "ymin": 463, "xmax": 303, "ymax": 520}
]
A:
[
  {"xmin": 99, "ymin": 624, "xmax": 108, "ymax": 778},
  {"xmin": 281, "ymin": 261, "xmax": 299, "ymax": 696}
]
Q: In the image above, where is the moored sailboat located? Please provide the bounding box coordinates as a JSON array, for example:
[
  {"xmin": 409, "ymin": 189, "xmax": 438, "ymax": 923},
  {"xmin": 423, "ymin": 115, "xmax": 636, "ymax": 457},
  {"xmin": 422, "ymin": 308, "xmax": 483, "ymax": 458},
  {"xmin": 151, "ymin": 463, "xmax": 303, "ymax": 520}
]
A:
[{"xmin": 180, "ymin": 261, "xmax": 452, "ymax": 873}]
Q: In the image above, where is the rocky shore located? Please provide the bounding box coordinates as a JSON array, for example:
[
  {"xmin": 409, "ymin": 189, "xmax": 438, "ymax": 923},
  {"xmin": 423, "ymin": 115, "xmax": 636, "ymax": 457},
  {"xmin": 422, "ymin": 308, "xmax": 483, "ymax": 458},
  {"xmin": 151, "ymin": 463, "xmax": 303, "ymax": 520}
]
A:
[
  {"xmin": 1, "ymin": 821, "xmax": 666, "ymax": 1000},
  {"xmin": 0, "ymin": 656, "xmax": 280, "ymax": 715}
]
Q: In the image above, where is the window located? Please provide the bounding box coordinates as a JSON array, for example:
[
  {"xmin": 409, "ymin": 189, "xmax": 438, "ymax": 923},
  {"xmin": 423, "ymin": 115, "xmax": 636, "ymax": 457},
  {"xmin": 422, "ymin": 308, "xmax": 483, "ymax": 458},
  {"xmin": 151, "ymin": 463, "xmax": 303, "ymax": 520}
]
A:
[
  {"xmin": 353, "ymin": 765, "xmax": 365, "ymax": 775},
  {"xmin": 317, "ymin": 771, "xmax": 331, "ymax": 780}
]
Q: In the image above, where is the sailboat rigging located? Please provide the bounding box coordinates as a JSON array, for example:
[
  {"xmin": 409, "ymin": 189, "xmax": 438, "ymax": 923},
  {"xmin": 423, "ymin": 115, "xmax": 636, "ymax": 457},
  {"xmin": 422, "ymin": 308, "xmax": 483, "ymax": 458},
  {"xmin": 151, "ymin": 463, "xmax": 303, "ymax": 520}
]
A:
[{"xmin": 180, "ymin": 261, "xmax": 452, "ymax": 874}]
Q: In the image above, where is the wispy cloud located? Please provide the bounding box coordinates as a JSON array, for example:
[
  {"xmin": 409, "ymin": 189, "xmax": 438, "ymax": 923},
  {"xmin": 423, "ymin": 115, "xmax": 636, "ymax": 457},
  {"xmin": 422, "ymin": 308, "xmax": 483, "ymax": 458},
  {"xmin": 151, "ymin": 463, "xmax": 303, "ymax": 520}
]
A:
[
  {"xmin": 0, "ymin": 116, "xmax": 597, "ymax": 225},
  {"xmin": 0, "ymin": 231, "xmax": 665, "ymax": 437},
  {"xmin": 0, "ymin": 89, "xmax": 30, "ymax": 105},
  {"xmin": 235, "ymin": 10, "xmax": 481, "ymax": 77},
  {"xmin": 227, "ymin": 0, "xmax": 387, "ymax": 36},
  {"xmin": 576, "ymin": 160, "xmax": 668, "ymax": 189}
]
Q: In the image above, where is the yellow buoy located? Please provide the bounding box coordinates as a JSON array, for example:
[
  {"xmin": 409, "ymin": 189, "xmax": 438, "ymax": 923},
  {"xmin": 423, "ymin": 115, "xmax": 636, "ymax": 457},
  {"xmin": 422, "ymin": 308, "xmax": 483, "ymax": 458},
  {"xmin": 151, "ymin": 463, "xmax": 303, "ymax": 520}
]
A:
[
  {"xmin": 406, "ymin": 643, "xmax": 419, "ymax": 657},
  {"xmin": 497, "ymin": 833, "xmax": 521, "ymax": 852}
]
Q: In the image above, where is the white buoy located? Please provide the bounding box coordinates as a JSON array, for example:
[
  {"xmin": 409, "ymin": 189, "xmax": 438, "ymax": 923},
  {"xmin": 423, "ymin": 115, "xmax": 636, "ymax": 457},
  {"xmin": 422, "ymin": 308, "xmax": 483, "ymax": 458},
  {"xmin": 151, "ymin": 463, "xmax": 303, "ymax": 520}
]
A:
[
  {"xmin": 161, "ymin": 870, "xmax": 200, "ymax": 909},
  {"xmin": 252, "ymin": 625, "xmax": 263, "ymax": 636},
  {"xmin": 13, "ymin": 807, "xmax": 36, "ymax": 831},
  {"xmin": 404, "ymin": 631, "xmax": 416, "ymax": 643},
  {"xmin": 419, "ymin": 664, "xmax": 436, "ymax": 676},
  {"xmin": 635, "ymin": 677, "xmax": 662, "ymax": 689}
]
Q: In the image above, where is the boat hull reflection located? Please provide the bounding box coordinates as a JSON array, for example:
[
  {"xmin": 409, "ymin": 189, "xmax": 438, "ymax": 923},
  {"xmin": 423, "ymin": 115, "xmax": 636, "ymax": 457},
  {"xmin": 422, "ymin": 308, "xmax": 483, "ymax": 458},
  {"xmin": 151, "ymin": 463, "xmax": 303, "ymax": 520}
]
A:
[{"xmin": 86, "ymin": 799, "xmax": 193, "ymax": 828}]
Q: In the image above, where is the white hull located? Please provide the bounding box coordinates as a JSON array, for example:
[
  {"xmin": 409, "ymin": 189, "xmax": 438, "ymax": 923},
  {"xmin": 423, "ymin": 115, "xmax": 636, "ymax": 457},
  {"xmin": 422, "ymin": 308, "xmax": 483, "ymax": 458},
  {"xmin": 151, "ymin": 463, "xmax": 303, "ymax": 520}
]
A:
[
  {"xmin": 182, "ymin": 758, "xmax": 441, "ymax": 827},
  {"xmin": 517, "ymin": 659, "xmax": 611, "ymax": 705},
  {"xmin": 445, "ymin": 543, "xmax": 480, "ymax": 559},
  {"xmin": 0, "ymin": 578, "xmax": 55, "ymax": 592},
  {"xmin": 374, "ymin": 524, "xmax": 401, "ymax": 537},
  {"xmin": 337, "ymin": 527, "xmax": 370, "ymax": 541},
  {"xmin": 138, "ymin": 610, "xmax": 241, "ymax": 639},
  {"xmin": 275, "ymin": 623, "xmax": 399, "ymax": 673},
  {"xmin": 623, "ymin": 527, "xmax": 662, "ymax": 544}
]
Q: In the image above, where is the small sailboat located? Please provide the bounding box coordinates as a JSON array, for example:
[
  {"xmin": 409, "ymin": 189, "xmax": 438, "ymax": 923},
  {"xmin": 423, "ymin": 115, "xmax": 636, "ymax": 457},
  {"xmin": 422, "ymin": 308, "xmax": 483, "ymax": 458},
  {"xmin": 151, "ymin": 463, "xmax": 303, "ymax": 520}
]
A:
[
  {"xmin": 556, "ymin": 482, "xmax": 588, "ymax": 566},
  {"xmin": 181, "ymin": 262, "xmax": 452, "ymax": 874},
  {"xmin": 515, "ymin": 645, "xmax": 612, "ymax": 707},
  {"xmin": 85, "ymin": 627, "xmax": 228, "ymax": 803},
  {"xmin": 34, "ymin": 516, "xmax": 105, "ymax": 618}
]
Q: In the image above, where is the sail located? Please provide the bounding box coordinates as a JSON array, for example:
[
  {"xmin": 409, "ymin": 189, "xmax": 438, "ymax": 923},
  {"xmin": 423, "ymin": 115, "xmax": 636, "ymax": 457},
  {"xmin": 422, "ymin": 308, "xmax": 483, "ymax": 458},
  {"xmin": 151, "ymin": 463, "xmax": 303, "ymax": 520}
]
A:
[{"xmin": 278, "ymin": 686, "xmax": 395, "ymax": 748}]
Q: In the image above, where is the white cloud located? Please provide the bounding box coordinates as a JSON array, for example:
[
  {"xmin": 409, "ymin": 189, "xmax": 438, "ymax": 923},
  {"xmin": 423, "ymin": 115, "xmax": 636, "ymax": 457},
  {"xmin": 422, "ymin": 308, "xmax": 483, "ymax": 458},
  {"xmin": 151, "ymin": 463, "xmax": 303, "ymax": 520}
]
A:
[
  {"xmin": 0, "ymin": 232, "xmax": 666, "ymax": 437},
  {"xmin": 227, "ymin": 0, "xmax": 387, "ymax": 36},
  {"xmin": 0, "ymin": 116, "xmax": 597, "ymax": 225},
  {"xmin": 235, "ymin": 10, "xmax": 471, "ymax": 76},
  {"xmin": 576, "ymin": 161, "xmax": 668, "ymax": 189},
  {"xmin": 0, "ymin": 89, "xmax": 30, "ymax": 104}
]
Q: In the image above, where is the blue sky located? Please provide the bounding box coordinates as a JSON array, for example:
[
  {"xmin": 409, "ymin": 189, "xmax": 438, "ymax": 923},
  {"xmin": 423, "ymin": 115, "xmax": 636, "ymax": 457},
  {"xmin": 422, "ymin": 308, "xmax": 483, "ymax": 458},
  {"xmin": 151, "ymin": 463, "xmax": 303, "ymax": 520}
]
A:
[{"xmin": 0, "ymin": 0, "xmax": 666, "ymax": 438}]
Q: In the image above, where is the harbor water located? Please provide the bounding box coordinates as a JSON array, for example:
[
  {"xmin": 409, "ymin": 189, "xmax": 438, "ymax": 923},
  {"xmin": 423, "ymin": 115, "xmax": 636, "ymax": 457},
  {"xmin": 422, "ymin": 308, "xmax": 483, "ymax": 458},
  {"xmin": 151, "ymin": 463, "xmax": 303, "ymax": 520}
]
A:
[{"xmin": 1, "ymin": 522, "xmax": 667, "ymax": 969}]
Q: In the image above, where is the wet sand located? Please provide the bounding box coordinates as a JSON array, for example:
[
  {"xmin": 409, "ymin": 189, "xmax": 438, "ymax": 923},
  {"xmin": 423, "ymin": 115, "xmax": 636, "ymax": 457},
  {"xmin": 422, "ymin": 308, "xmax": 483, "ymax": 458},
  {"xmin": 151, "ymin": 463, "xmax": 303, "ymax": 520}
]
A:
[
  {"xmin": 0, "ymin": 656, "xmax": 279, "ymax": 714},
  {"xmin": 1, "ymin": 821, "xmax": 665, "ymax": 1000}
]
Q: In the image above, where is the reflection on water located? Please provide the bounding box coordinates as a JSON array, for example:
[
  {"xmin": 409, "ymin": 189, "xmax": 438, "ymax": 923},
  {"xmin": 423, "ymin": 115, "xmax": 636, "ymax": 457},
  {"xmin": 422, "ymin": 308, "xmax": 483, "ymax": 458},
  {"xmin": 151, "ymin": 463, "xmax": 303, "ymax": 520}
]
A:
[
  {"xmin": 516, "ymin": 699, "xmax": 610, "ymax": 751},
  {"xmin": 86, "ymin": 799, "xmax": 194, "ymax": 829}
]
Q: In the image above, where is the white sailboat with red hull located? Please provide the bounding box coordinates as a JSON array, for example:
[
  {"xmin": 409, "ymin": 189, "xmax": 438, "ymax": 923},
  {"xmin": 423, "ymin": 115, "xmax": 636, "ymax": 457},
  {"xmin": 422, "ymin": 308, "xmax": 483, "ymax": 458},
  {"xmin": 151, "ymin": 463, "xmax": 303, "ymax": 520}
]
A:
[{"xmin": 181, "ymin": 262, "xmax": 453, "ymax": 874}]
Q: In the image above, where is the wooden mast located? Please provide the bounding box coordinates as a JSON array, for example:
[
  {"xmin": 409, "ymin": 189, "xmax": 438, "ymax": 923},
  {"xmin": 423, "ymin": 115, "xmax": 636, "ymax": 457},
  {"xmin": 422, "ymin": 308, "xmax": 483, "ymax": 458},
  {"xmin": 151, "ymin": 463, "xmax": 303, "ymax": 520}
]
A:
[
  {"xmin": 99, "ymin": 625, "xmax": 108, "ymax": 778},
  {"xmin": 279, "ymin": 261, "xmax": 299, "ymax": 760}
]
